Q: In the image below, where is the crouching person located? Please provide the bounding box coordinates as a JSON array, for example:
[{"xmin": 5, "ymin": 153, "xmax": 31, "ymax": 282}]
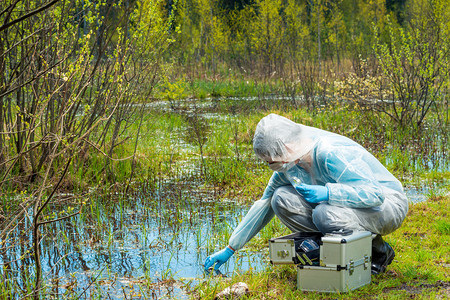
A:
[{"xmin": 204, "ymin": 113, "xmax": 408, "ymax": 275}]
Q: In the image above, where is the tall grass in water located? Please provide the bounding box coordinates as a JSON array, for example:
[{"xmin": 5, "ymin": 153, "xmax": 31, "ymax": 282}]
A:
[{"xmin": 0, "ymin": 181, "xmax": 250, "ymax": 298}]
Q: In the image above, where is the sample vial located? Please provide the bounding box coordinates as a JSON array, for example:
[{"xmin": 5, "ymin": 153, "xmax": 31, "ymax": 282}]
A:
[{"xmin": 291, "ymin": 176, "xmax": 302, "ymax": 187}]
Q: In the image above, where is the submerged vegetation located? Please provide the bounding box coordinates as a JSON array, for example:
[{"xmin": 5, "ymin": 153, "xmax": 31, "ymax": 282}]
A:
[{"xmin": 0, "ymin": 0, "xmax": 449, "ymax": 299}]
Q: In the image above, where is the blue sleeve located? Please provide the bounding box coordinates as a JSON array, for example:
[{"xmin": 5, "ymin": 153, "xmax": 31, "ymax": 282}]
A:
[
  {"xmin": 322, "ymin": 147, "xmax": 385, "ymax": 208},
  {"xmin": 228, "ymin": 172, "xmax": 290, "ymax": 250}
]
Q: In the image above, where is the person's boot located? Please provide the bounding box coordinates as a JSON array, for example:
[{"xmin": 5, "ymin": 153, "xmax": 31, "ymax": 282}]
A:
[{"xmin": 371, "ymin": 235, "xmax": 395, "ymax": 275}]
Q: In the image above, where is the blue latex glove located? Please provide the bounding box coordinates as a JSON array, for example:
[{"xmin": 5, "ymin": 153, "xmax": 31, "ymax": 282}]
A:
[
  {"xmin": 204, "ymin": 247, "xmax": 234, "ymax": 271},
  {"xmin": 295, "ymin": 183, "xmax": 329, "ymax": 203}
]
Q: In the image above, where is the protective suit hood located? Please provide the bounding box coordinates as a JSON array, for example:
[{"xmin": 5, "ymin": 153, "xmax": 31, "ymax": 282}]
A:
[{"xmin": 253, "ymin": 113, "xmax": 322, "ymax": 162}]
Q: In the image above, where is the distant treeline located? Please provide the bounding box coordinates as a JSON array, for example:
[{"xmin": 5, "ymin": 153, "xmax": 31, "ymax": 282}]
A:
[{"xmin": 165, "ymin": 0, "xmax": 448, "ymax": 79}]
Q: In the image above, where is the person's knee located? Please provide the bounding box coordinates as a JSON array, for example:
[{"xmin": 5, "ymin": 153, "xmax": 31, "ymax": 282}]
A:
[
  {"xmin": 312, "ymin": 204, "xmax": 345, "ymax": 234},
  {"xmin": 312, "ymin": 204, "xmax": 363, "ymax": 234},
  {"xmin": 312, "ymin": 204, "xmax": 333, "ymax": 233},
  {"xmin": 271, "ymin": 186, "xmax": 291, "ymax": 213}
]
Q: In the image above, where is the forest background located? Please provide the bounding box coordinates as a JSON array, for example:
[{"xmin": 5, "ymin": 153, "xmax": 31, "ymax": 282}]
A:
[{"xmin": 0, "ymin": 0, "xmax": 448, "ymax": 298}]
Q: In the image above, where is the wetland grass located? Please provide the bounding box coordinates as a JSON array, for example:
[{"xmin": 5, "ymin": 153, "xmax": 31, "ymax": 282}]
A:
[{"xmin": 155, "ymin": 78, "xmax": 284, "ymax": 99}]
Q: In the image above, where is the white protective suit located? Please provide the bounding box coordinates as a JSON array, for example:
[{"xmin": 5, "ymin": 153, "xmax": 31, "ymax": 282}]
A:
[{"xmin": 228, "ymin": 113, "xmax": 409, "ymax": 251}]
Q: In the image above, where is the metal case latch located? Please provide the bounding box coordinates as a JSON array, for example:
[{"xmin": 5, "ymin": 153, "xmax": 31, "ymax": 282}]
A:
[
  {"xmin": 349, "ymin": 260, "xmax": 355, "ymax": 275},
  {"xmin": 364, "ymin": 255, "xmax": 369, "ymax": 270}
]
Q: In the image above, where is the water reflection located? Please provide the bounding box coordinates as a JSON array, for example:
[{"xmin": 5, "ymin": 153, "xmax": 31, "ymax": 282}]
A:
[
  {"xmin": 0, "ymin": 182, "xmax": 268, "ymax": 299},
  {"xmin": 0, "ymin": 183, "xmax": 436, "ymax": 299}
]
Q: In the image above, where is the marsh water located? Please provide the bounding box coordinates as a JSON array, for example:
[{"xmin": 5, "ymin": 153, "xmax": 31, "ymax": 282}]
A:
[
  {"xmin": 2, "ymin": 179, "xmax": 269, "ymax": 299},
  {"xmin": 1, "ymin": 180, "xmax": 437, "ymax": 299}
]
